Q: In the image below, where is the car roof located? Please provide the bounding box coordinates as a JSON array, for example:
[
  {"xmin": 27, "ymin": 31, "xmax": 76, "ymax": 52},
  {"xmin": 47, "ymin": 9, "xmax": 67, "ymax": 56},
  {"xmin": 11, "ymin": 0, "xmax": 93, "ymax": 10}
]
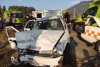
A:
[{"xmin": 35, "ymin": 16, "xmax": 62, "ymax": 21}]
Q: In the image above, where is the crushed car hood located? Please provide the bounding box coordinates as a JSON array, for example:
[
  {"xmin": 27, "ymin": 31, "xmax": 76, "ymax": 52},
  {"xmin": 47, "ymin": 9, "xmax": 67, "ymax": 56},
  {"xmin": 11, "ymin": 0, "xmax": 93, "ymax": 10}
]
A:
[{"xmin": 16, "ymin": 30, "xmax": 64, "ymax": 51}]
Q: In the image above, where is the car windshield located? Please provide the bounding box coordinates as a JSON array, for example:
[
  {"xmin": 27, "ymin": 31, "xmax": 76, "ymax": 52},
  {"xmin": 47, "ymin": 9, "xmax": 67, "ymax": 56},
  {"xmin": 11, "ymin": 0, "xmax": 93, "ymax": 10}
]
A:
[
  {"xmin": 32, "ymin": 18, "xmax": 64, "ymax": 30},
  {"xmin": 82, "ymin": 7, "xmax": 98, "ymax": 18}
]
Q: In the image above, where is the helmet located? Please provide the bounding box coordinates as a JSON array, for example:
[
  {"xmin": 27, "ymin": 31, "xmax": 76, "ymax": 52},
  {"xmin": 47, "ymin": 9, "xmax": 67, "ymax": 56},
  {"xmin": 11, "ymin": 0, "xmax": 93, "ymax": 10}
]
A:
[{"xmin": 63, "ymin": 10, "xmax": 67, "ymax": 14}]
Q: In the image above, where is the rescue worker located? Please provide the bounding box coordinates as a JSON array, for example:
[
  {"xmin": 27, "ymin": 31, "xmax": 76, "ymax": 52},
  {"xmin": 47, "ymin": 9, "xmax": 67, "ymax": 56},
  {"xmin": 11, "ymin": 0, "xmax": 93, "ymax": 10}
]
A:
[
  {"xmin": 22, "ymin": 15, "xmax": 30, "ymax": 28},
  {"xmin": 63, "ymin": 10, "xmax": 71, "ymax": 34},
  {"xmin": 3, "ymin": 14, "xmax": 11, "ymax": 26},
  {"xmin": 29, "ymin": 13, "xmax": 36, "ymax": 21},
  {"xmin": 11, "ymin": 14, "xmax": 16, "ymax": 27},
  {"xmin": 0, "ymin": 16, "xmax": 3, "ymax": 30},
  {"xmin": 63, "ymin": 10, "xmax": 70, "ymax": 24}
]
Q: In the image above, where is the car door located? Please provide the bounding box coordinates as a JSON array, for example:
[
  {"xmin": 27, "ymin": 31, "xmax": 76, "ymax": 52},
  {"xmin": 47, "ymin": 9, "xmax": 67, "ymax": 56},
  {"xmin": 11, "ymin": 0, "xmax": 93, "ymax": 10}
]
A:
[
  {"xmin": 5, "ymin": 26, "xmax": 19, "ymax": 42},
  {"xmin": 24, "ymin": 20, "xmax": 34, "ymax": 31},
  {"xmin": 59, "ymin": 18, "xmax": 70, "ymax": 51}
]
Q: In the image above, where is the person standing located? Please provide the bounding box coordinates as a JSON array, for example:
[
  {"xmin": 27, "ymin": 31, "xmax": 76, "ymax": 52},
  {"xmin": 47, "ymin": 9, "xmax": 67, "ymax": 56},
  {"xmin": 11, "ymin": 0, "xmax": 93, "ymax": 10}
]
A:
[
  {"xmin": 29, "ymin": 13, "xmax": 36, "ymax": 20},
  {"xmin": 22, "ymin": 15, "xmax": 30, "ymax": 28},
  {"xmin": 11, "ymin": 14, "xmax": 16, "ymax": 27},
  {"xmin": 63, "ymin": 10, "xmax": 71, "ymax": 34},
  {"xmin": 63, "ymin": 10, "xmax": 70, "ymax": 24},
  {"xmin": 0, "ymin": 16, "xmax": 3, "ymax": 29},
  {"xmin": 3, "ymin": 14, "xmax": 11, "ymax": 26}
]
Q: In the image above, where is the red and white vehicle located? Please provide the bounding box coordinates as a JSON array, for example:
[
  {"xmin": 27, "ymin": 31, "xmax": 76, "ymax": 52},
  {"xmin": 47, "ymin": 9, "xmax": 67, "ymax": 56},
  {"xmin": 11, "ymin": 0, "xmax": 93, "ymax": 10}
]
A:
[{"xmin": 81, "ymin": 16, "xmax": 100, "ymax": 53}]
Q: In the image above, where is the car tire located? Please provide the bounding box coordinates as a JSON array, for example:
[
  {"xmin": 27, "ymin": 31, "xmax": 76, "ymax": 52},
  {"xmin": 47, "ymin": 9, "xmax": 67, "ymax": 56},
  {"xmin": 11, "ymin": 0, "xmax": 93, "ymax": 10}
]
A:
[
  {"xmin": 63, "ymin": 43, "xmax": 72, "ymax": 65},
  {"xmin": 76, "ymin": 25, "xmax": 84, "ymax": 34},
  {"xmin": 95, "ymin": 41, "xmax": 100, "ymax": 53}
]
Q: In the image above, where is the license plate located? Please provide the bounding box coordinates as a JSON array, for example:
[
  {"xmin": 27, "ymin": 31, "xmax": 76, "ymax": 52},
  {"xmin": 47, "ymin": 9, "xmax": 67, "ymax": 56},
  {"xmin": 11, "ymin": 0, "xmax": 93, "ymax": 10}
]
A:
[{"xmin": 29, "ymin": 46, "xmax": 41, "ymax": 50}]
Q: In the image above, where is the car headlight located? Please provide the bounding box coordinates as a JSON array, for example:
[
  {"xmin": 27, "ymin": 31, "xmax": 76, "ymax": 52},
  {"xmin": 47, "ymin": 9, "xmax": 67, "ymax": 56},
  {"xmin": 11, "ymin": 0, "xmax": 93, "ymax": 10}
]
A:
[{"xmin": 39, "ymin": 50, "xmax": 61, "ymax": 58}]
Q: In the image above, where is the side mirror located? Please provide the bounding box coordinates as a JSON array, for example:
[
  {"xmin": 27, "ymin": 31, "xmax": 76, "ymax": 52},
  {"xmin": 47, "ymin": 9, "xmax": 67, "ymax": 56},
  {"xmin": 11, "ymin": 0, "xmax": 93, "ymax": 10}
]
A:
[{"xmin": 81, "ymin": 13, "xmax": 85, "ymax": 18}]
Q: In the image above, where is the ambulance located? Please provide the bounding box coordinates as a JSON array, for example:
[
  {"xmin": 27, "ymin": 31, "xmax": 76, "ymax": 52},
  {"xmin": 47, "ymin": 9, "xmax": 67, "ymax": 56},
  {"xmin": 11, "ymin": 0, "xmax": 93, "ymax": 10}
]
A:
[
  {"xmin": 73, "ymin": 0, "xmax": 100, "ymax": 34},
  {"xmin": 32, "ymin": 10, "xmax": 50, "ymax": 19},
  {"xmin": 81, "ymin": 15, "xmax": 100, "ymax": 53},
  {"xmin": 3, "ymin": 9, "xmax": 23, "ymax": 27}
]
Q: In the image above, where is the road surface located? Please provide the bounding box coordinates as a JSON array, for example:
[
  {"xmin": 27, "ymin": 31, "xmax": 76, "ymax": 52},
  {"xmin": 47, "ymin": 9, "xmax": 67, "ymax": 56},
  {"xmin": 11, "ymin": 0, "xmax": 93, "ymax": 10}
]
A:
[{"xmin": 70, "ymin": 30, "xmax": 98, "ymax": 67}]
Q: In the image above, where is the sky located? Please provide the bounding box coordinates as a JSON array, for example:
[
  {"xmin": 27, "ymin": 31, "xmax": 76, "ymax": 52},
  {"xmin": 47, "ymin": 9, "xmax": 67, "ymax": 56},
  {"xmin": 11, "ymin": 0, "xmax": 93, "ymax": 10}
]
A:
[{"xmin": 0, "ymin": 0, "xmax": 90, "ymax": 10}]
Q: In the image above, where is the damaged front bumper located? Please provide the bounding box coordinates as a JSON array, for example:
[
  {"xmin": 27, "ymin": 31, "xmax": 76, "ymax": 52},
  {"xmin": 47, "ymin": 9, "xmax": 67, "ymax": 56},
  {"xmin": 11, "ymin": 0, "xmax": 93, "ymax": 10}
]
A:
[{"xmin": 11, "ymin": 54, "xmax": 62, "ymax": 67}]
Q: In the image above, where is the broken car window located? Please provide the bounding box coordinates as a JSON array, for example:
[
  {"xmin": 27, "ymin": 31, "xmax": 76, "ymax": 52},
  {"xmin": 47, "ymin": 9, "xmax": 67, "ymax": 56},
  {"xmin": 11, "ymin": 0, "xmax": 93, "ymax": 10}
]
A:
[{"xmin": 32, "ymin": 18, "xmax": 64, "ymax": 30}]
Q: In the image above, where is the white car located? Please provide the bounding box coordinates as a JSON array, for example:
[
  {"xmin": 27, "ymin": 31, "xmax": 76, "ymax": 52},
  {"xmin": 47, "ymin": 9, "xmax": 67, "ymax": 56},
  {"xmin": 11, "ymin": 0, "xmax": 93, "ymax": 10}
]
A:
[
  {"xmin": 81, "ymin": 16, "xmax": 100, "ymax": 53},
  {"xmin": 8, "ymin": 15, "xmax": 71, "ymax": 67}
]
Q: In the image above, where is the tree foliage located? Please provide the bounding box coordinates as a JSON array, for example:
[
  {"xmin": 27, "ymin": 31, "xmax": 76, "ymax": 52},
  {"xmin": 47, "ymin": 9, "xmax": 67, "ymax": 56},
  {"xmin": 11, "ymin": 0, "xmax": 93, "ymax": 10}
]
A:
[
  {"xmin": 8, "ymin": 5, "xmax": 36, "ymax": 16},
  {"xmin": 2, "ymin": 6, "xmax": 6, "ymax": 12},
  {"xmin": 0, "ymin": 5, "xmax": 6, "ymax": 16}
]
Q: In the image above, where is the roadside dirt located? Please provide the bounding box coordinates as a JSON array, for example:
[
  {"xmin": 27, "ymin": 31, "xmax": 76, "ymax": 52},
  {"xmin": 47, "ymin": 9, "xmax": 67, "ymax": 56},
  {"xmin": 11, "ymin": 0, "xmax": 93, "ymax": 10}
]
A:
[
  {"xmin": 0, "ymin": 29, "xmax": 100, "ymax": 67},
  {"xmin": 71, "ymin": 30, "xmax": 100, "ymax": 67}
]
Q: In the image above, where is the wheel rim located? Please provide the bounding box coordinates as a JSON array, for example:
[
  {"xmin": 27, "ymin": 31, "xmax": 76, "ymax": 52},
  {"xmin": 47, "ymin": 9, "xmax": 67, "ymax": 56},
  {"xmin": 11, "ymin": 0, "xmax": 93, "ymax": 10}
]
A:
[{"xmin": 77, "ymin": 27, "xmax": 84, "ymax": 33}]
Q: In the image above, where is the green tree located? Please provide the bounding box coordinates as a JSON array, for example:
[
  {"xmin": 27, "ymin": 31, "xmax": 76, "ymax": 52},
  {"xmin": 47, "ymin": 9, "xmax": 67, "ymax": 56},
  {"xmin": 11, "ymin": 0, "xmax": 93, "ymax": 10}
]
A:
[
  {"xmin": 8, "ymin": 5, "xmax": 35, "ymax": 15},
  {"xmin": 0, "ymin": 5, "xmax": 2, "ymax": 15},
  {"xmin": 2, "ymin": 6, "xmax": 6, "ymax": 13}
]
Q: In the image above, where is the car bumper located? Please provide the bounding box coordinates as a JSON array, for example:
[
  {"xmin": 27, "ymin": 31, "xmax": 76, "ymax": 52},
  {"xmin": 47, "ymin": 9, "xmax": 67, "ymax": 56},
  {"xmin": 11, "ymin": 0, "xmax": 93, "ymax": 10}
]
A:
[{"xmin": 19, "ymin": 55, "xmax": 62, "ymax": 66}]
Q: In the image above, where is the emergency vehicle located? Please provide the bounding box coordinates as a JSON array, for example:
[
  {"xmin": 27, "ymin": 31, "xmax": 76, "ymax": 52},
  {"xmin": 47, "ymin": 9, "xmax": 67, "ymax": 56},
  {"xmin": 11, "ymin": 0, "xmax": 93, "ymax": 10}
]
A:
[
  {"xmin": 73, "ymin": 0, "xmax": 100, "ymax": 33},
  {"xmin": 5, "ymin": 10, "xmax": 73, "ymax": 67},
  {"xmin": 3, "ymin": 9, "xmax": 23, "ymax": 27},
  {"xmin": 32, "ymin": 10, "xmax": 50, "ymax": 19},
  {"xmin": 81, "ymin": 16, "xmax": 100, "ymax": 53}
]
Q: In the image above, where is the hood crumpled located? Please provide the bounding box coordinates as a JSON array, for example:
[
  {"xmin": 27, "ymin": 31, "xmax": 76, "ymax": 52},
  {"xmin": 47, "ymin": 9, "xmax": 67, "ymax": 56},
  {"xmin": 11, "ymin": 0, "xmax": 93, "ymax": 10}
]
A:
[{"xmin": 16, "ymin": 30, "xmax": 64, "ymax": 51}]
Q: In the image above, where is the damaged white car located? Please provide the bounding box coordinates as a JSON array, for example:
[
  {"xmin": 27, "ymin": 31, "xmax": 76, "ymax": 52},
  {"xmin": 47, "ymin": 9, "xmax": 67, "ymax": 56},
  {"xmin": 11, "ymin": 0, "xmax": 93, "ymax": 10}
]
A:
[
  {"xmin": 81, "ymin": 16, "xmax": 100, "ymax": 53},
  {"xmin": 7, "ymin": 15, "xmax": 71, "ymax": 67}
]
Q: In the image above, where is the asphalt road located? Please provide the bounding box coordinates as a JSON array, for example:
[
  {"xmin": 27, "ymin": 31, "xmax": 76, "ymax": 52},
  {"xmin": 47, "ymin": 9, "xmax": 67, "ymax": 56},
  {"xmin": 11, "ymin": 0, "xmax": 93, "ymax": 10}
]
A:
[{"xmin": 70, "ymin": 30, "xmax": 98, "ymax": 67}]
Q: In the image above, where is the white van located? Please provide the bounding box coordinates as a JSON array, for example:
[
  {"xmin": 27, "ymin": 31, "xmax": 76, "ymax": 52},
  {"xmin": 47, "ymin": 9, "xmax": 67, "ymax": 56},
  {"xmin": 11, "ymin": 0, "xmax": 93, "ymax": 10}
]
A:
[{"xmin": 32, "ymin": 10, "xmax": 49, "ymax": 19}]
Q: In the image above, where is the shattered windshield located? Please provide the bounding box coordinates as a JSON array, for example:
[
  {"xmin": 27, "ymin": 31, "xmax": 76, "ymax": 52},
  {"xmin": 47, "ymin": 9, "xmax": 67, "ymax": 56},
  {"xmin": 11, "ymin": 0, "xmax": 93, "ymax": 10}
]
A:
[{"xmin": 32, "ymin": 18, "xmax": 64, "ymax": 30}]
